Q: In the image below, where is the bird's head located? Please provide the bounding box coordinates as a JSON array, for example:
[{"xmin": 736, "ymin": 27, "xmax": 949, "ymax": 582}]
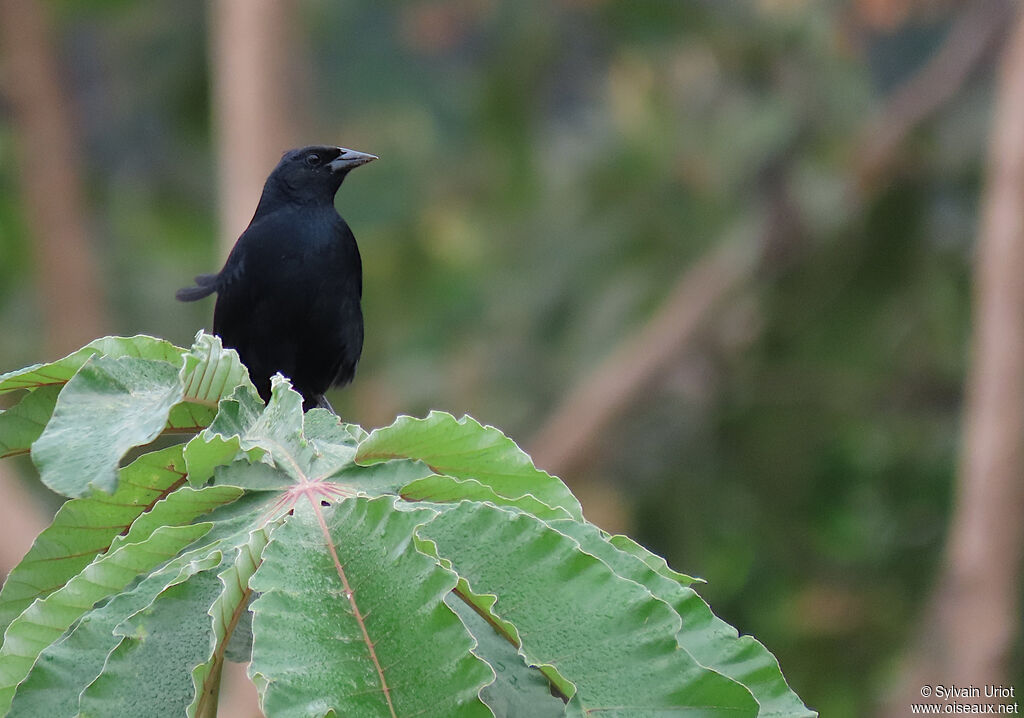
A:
[{"xmin": 266, "ymin": 145, "xmax": 378, "ymax": 205}]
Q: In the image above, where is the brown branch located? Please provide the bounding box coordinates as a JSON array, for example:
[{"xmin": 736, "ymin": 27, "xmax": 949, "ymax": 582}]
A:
[
  {"xmin": 0, "ymin": 0, "xmax": 107, "ymax": 356},
  {"xmin": 879, "ymin": 6, "xmax": 1024, "ymax": 714},
  {"xmin": 0, "ymin": 463, "xmax": 48, "ymax": 582},
  {"xmin": 528, "ymin": 241, "xmax": 756, "ymax": 478},
  {"xmin": 855, "ymin": 0, "xmax": 1013, "ymax": 192},
  {"xmin": 218, "ymin": 661, "xmax": 263, "ymax": 718},
  {"xmin": 529, "ymin": 0, "xmax": 1008, "ymax": 485}
]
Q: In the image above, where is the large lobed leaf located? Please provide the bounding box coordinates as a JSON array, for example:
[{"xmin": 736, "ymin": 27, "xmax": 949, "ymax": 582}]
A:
[{"xmin": 0, "ymin": 336, "xmax": 814, "ymax": 717}]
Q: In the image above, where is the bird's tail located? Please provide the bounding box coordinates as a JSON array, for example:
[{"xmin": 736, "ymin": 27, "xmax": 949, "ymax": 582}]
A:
[{"xmin": 175, "ymin": 274, "xmax": 219, "ymax": 302}]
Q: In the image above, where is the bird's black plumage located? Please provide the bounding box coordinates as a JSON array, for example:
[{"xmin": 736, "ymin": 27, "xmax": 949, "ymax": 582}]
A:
[{"xmin": 177, "ymin": 145, "xmax": 377, "ymax": 411}]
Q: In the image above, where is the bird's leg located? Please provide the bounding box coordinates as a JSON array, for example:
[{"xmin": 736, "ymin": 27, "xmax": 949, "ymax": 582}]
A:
[{"xmin": 304, "ymin": 393, "xmax": 337, "ymax": 415}]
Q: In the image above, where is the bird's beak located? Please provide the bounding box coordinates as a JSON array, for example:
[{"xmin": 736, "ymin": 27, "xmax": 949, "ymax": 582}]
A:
[{"xmin": 329, "ymin": 147, "xmax": 378, "ymax": 172}]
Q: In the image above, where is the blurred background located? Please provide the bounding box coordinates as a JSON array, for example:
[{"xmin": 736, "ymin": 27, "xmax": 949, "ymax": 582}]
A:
[{"xmin": 2, "ymin": 0, "xmax": 1023, "ymax": 715}]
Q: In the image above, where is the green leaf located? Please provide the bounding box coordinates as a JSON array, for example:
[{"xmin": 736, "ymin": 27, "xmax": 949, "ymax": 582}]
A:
[
  {"xmin": 76, "ymin": 569, "xmax": 226, "ymax": 718},
  {"xmin": 189, "ymin": 525, "xmax": 274, "ymax": 718},
  {"xmin": 401, "ymin": 474, "xmax": 575, "ymax": 520},
  {"xmin": 420, "ymin": 503, "xmax": 759, "ymax": 717},
  {"xmin": 111, "ymin": 484, "xmax": 244, "ymax": 551},
  {"xmin": 0, "ymin": 445, "xmax": 189, "ymax": 633},
  {"xmin": 445, "ymin": 594, "xmax": 566, "ymax": 718},
  {"xmin": 181, "ymin": 331, "xmax": 256, "ymax": 405},
  {"xmin": 0, "ymin": 386, "xmax": 60, "ymax": 459},
  {"xmin": 183, "ymin": 384, "xmax": 267, "ymax": 485},
  {"xmin": 248, "ymin": 498, "xmax": 493, "ymax": 718},
  {"xmin": 188, "ymin": 378, "xmax": 310, "ymax": 491},
  {"xmin": 0, "ymin": 523, "xmax": 213, "ymax": 714},
  {"xmin": 166, "ymin": 401, "xmax": 219, "ymax": 434},
  {"xmin": 550, "ymin": 519, "xmax": 815, "ymax": 718},
  {"xmin": 328, "ymin": 456, "xmax": 436, "ymax": 497},
  {"xmin": 6, "ymin": 552, "xmax": 224, "ymax": 718},
  {"xmin": 211, "ymin": 458, "xmax": 298, "ymax": 492},
  {"xmin": 7, "ymin": 516, "xmax": 278, "ymax": 718},
  {"xmin": 356, "ymin": 412, "xmax": 583, "ymax": 521},
  {"xmin": 188, "ymin": 379, "xmax": 436, "ymax": 497},
  {"xmin": 608, "ymin": 534, "xmax": 701, "ymax": 586},
  {"xmin": 0, "ymin": 335, "xmax": 183, "ymax": 395},
  {"xmin": 0, "ymin": 333, "xmax": 810, "ymax": 715},
  {"xmin": 242, "ymin": 376, "xmax": 312, "ymax": 482},
  {"xmin": 31, "ymin": 355, "xmax": 185, "ymax": 497},
  {"xmin": 303, "ymin": 409, "xmax": 361, "ymax": 475},
  {"xmin": 304, "ymin": 409, "xmax": 367, "ymax": 445},
  {"xmin": 411, "ymin": 533, "xmax": 546, "ymax": 697},
  {"xmin": 161, "ymin": 332, "xmax": 254, "ymax": 436},
  {"xmin": 189, "ymin": 378, "xmax": 359, "ymax": 492}
]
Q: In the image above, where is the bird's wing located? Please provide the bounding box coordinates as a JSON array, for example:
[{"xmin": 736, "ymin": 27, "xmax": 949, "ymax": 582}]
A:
[
  {"xmin": 211, "ymin": 208, "xmax": 364, "ymax": 401},
  {"xmin": 210, "ymin": 213, "xmax": 298, "ymax": 396}
]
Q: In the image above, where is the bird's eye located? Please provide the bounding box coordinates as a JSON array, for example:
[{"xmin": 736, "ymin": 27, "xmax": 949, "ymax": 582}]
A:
[{"xmin": 305, "ymin": 153, "xmax": 321, "ymax": 166}]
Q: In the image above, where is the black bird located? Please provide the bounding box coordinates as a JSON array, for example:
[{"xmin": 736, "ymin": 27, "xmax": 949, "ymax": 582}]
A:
[{"xmin": 177, "ymin": 145, "xmax": 377, "ymax": 412}]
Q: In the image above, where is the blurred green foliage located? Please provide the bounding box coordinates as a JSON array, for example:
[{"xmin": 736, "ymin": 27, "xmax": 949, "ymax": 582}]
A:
[{"xmin": 0, "ymin": 1, "xmax": 1010, "ymax": 715}]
